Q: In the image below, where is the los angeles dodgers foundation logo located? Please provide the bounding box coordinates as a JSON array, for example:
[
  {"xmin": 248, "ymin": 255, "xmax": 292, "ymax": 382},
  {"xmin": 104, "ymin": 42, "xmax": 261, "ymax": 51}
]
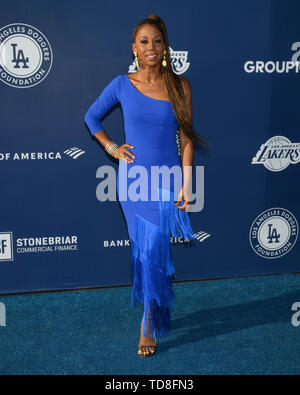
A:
[
  {"xmin": 0, "ymin": 23, "xmax": 53, "ymax": 88},
  {"xmin": 249, "ymin": 208, "xmax": 298, "ymax": 259}
]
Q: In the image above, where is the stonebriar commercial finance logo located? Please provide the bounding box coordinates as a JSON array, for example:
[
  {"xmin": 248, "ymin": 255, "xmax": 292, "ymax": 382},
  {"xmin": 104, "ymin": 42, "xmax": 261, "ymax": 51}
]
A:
[
  {"xmin": 0, "ymin": 23, "xmax": 53, "ymax": 88},
  {"xmin": 252, "ymin": 136, "xmax": 300, "ymax": 171},
  {"xmin": 0, "ymin": 232, "xmax": 13, "ymax": 261},
  {"xmin": 0, "ymin": 232, "xmax": 78, "ymax": 260},
  {"xmin": 249, "ymin": 208, "xmax": 298, "ymax": 259}
]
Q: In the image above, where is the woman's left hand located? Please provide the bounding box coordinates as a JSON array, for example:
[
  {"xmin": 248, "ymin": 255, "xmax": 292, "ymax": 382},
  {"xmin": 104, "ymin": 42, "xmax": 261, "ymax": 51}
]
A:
[{"xmin": 174, "ymin": 186, "xmax": 193, "ymax": 211}]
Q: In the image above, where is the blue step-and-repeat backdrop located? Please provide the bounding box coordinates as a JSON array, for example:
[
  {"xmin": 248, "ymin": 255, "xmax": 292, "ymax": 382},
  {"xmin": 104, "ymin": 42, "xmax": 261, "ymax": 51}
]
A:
[{"xmin": 0, "ymin": 0, "xmax": 299, "ymax": 294}]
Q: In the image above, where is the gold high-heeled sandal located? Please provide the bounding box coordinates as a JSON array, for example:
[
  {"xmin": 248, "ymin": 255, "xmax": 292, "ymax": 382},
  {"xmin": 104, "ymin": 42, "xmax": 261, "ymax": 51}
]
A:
[{"xmin": 138, "ymin": 344, "xmax": 157, "ymax": 357}]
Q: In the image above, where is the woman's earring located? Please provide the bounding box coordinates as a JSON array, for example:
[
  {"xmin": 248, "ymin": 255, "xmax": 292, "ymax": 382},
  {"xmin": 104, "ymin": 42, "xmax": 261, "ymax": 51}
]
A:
[
  {"xmin": 162, "ymin": 50, "xmax": 167, "ymax": 67},
  {"xmin": 134, "ymin": 51, "xmax": 139, "ymax": 69}
]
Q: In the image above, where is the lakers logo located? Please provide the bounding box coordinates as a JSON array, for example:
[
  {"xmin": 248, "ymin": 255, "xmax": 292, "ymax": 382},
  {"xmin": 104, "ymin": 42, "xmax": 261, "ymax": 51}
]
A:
[
  {"xmin": 249, "ymin": 208, "xmax": 298, "ymax": 259},
  {"xmin": 169, "ymin": 46, "xmax": 190, "ymax": 74},
  {"xmin": 0, "ymin": 23, "xmax": 53, "ymax": 88},
  {"xmin": 252, "ymin": 136, "xmax": 300, "ymax": 171}
]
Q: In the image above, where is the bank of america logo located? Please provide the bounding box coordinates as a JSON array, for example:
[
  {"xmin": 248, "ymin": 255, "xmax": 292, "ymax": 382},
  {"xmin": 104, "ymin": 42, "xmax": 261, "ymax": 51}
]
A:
[
  {"xmin": 193, "ymin": 231, "xmax": 211, "ymax": 242},
  {"xmin": 64, "ymin": 147, "xmax": 85, "ymax": 159}
]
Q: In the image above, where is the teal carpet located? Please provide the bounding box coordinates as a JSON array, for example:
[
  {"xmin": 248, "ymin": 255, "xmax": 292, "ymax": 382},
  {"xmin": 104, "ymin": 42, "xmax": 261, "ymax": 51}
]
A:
[{"xmin": 0, "ymin": 273, "xmax": 299, "ymax": 375}]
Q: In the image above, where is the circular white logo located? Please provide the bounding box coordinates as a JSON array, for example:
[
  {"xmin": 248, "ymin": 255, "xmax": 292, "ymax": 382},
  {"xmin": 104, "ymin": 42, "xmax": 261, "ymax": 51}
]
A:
[
  {"xmin": 0, "ymin": 23, "xmax": 53, "ymax": 88},
  {"xmin": 249, "ymin": 208, "xmax": 298, "ymax": 259}
]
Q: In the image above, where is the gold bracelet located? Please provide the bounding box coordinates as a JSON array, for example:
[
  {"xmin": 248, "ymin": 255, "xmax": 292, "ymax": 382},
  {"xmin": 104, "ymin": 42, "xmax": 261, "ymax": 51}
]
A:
[{"xmin": 105, "ymin": 141, "xmax": 119, "ymax": 157}]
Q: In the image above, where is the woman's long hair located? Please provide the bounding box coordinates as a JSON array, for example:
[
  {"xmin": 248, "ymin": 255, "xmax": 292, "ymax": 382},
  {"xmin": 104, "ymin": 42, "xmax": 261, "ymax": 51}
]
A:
[{"xmin": 132, "ymin": 14, "xmax": 208, "ymax": 149}]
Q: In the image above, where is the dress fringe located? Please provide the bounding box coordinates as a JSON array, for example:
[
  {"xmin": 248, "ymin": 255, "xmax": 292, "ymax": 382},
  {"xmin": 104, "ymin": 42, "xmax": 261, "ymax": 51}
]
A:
[
  {"xmin": 158, "ymin": 187, "xmax": 195, "ymax": 242},
  {"xmin": 130, "ymin": 187, "xmax": 195, "ymax": 338}
]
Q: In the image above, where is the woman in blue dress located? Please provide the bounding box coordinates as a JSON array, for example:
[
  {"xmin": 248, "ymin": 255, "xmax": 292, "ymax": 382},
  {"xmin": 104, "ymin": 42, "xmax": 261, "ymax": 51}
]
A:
[{"xmin": 84, "ymin": 14, "xmax": 207, "ymax": 357}]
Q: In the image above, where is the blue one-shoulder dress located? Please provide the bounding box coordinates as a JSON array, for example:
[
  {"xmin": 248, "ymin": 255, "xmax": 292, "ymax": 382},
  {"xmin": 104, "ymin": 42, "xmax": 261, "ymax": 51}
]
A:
[{"xmin": 84, "ymin": 74, "xmax": 195, "ymax": 338}]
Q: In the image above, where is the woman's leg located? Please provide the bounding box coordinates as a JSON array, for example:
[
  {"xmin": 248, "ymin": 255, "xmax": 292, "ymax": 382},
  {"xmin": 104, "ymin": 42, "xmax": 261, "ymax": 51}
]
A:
[{"xmin": 138, "ymin": 304, "xmax": 157, "ymax": 355}]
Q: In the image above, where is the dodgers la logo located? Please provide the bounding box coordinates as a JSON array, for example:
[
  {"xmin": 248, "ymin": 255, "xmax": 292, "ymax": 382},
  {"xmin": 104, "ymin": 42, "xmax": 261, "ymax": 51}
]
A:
[
  {"xmin": 251, "ymin": 136, "xmax": 300, "ymax": 171},
  {"xmin": 249, "ymin": 208, "xmax": 298, "ymax": 259},
  {"xmin": 0, "ymin": 23, "xmax": 53, "ymax": 88}
]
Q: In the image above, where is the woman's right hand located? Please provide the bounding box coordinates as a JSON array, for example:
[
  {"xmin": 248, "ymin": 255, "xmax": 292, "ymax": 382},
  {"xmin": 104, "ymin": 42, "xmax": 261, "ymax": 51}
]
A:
[{"xmin": 113, "ymin": 143, "xmax": 135, "ymax": 163}]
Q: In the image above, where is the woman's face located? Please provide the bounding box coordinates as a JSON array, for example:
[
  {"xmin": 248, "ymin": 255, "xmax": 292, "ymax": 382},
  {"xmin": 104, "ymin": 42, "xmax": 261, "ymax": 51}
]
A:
[{"xmin": 133, "ymin": 24, "xmax": 165, "ymax": 68}]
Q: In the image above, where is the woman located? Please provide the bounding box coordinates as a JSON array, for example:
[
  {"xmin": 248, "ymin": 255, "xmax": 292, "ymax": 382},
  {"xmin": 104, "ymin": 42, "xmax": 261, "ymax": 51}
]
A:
[{"xmin": 84, "ymin": 14, "xmax": 207, "ymax": 357}]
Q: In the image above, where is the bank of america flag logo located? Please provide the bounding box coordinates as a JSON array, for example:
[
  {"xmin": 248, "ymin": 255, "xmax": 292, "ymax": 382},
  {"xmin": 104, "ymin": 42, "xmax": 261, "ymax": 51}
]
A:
[
  {"xmin": 64, "ymin": 147, "xmax": 86, "ymax": 159},
  {"xmin": 193, "ymin": 231, "xmax": 211, "ymax": 242}
]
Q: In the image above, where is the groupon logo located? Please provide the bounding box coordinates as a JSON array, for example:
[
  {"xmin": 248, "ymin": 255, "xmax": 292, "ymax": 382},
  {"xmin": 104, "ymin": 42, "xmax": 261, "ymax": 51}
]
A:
[{"xmin": 0, "ymin": 23, "xmax": 53, "ymax": 88}]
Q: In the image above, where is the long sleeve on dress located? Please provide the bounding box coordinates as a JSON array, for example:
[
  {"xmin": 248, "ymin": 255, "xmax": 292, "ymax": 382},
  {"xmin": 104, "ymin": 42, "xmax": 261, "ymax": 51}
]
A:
[{"xmin": 84, "ymin": 75, "xmax": 121, "ymax": 136}]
